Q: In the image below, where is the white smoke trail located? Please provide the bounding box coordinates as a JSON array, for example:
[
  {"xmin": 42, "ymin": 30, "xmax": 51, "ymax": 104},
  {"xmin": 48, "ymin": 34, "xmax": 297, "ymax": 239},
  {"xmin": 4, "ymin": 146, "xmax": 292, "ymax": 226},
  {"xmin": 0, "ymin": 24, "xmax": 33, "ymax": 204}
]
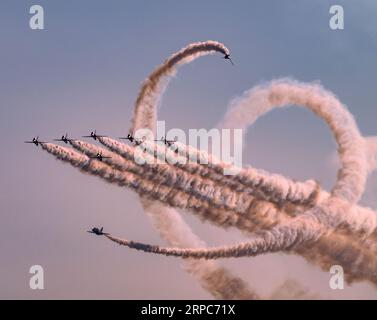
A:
[
  {"xmin": 102, "ymin": 212, "xmax": 377, "ymax": 286},
  {"xmin": 219, "ymin": 79, "xmax": 368, "ymax": 205},
  {"xmin": 41, "ymin": 143, "xmax": 88, "ymax": 166},
  {"xmin": 130, "ymin": 41, "xmax": 230, "ymax": 133}
]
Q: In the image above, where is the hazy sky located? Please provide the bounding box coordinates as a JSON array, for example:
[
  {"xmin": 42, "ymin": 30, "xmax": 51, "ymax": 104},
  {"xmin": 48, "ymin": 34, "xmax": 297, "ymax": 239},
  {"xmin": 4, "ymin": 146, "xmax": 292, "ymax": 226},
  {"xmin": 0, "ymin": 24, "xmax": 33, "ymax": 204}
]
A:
[{"xmin": 1, "ymin": 1, "xmax": 376, "ymax": 299}]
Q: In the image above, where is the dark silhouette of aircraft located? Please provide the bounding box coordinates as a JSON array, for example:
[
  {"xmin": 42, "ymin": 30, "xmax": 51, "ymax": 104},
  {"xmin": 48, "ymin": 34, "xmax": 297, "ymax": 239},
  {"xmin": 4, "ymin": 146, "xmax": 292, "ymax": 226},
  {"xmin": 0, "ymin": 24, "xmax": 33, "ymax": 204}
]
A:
[
  {"xmin": 155, "ymin": 136, "xmax": 177, "ymax": 147},
  {"xmin": 119, "ymin": 134, "xmax": 144, "ymax": 145},
  {"xmin": 224, "ymin": 54, "xmax": 234, "ymax": 65},
  {"xmin": 82, "ymin": 130, "xmax": 106, "ymax": 141},
  {"xmin": 54, "ymin": 133, "xmax": 74, "ymax": 144},
  {"xmin": 87, "ymin": 227, "xmax": 109, "ymax": 236},
  {"xmin": 24, "ymin": 137, "xmax": 46, "ymax": 146},
  {"xmin": 119, "ymin": 133, "xmax": 136, "ymax": 143},
  {"xmin": 89, "ymin": 152, "xmax": 111, "ymax": 162}
]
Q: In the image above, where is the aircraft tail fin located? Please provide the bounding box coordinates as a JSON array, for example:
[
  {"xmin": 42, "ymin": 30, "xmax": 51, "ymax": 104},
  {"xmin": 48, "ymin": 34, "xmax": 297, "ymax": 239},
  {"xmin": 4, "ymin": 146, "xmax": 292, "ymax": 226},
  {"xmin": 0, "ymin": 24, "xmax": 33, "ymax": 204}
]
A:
[{"xmin": 366, "ymin": 136, "xmax": 377, "ymax": 174}]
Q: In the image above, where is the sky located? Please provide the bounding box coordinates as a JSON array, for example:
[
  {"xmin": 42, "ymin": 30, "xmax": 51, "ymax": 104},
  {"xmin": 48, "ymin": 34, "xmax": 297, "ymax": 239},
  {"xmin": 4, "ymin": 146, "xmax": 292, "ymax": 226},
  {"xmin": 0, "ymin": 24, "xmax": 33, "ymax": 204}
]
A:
[{"xmin": 0, "ymin": 0, "xmax": 376, "ymax": 299}]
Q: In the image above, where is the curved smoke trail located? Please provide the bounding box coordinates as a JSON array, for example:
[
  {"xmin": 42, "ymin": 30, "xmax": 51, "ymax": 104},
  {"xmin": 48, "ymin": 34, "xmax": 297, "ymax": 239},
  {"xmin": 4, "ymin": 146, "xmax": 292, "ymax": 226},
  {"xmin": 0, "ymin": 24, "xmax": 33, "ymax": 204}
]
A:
[
  {"xmin": 129, "ymin": 40, "xmax": 257, "ymax": 299},
  {"xmin": 220, "ymin": 79, "xmax": 368, "ymax": 204},
  {"xmin": 130, "ymin": 41, "xmax": 229, "ymax": 133},
  {"xmin": 102, "ymin": 215, "xmax": 377, "ymax": 286}
]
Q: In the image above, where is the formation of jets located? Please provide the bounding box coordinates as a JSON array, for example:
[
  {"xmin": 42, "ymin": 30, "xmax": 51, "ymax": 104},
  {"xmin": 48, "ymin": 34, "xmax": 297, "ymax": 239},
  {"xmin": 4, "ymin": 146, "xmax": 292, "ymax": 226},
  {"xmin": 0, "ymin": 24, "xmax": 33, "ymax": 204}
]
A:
[
  {"xmin": 24, "ymin": 137, "xmax": 46, "ymax": 146},
  {"xmin": 25, "ymin": 132, "xmax": 178, "ymax": 150},
  {"xmin": 87, "ymin": 227, "xmax": 108, "ymax": 236},
  {"xmin": 27, "ymin": 53, "xmax": 234, "ymax": 239}
]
